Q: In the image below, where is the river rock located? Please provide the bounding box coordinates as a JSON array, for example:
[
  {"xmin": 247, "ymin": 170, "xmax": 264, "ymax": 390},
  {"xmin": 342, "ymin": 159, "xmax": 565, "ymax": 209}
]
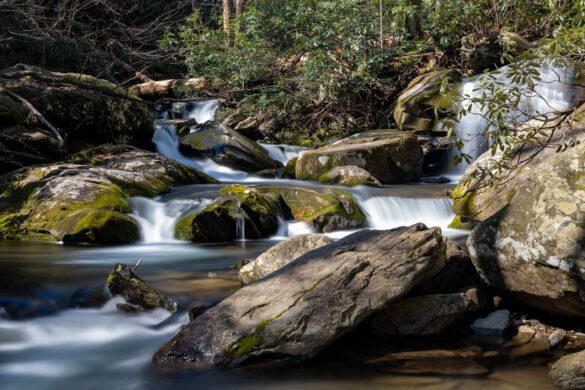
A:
[
  {"xmin": 107, "ymin": 263, "xmax": 177, "ymax": 312},
  {"xmin": 393, "ymin": 69, "xmax": 461, "ymax": 133},
  {"xmin": 239, "ymin": 234, "xmax": 334, "ymax": 284},
  {"xmin": 0, "ymin": 145, "xmax": 216, "ymax": 244},
  {"xmin": 371, "ymin": 287, "xmax": 484, "ymax": 336},
  {"xmin": 295, "ymin": 130, "xmax": 423, "ymax": 184},
  {"xmin": 175, "ymin": 185, "xmax": 365, "ymax": 242},
  {"xmin": 234, "ymin": 117, "xmax": 261, "ymax": 140},
  {"xmin": 471, "ymin": 310, "xmax": 511, "ymax": 336},
  {"xmin": 179, "ymin": 123, "xmax": 282, "ymax": 172},
  {"xmin": 0, "ymin": 65, "xmax": 155, "ymax": 167},
  {"xmin": 153, "ymin": 224, "xmax": 447, "ymax": 367},
  {"xmin": 319, "ymin": 165, "xmax": 381, "ymax": 187},
  {"xmin": 551, "ymin": 350, "xmax": 585, "ymax": 389},
  {"xmin": 283, "ymin": 157, "xmax": 298, "ymax": 179}
]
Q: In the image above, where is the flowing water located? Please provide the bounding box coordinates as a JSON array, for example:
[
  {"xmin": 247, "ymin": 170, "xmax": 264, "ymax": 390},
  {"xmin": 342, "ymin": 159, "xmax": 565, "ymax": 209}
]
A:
[{"xmin": 1, "ymin": 62, "xmax": 582, "ymax": 389}]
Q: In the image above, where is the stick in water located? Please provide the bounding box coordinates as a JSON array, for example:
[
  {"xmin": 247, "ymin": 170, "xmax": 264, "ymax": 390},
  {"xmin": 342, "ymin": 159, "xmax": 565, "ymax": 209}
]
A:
[{"xmin": 132, "ymin": 258, "xmax": 143, "ymax": 272}]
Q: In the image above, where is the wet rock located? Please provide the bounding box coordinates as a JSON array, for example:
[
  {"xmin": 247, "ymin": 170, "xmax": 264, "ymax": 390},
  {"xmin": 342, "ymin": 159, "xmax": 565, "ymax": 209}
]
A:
[
  {"xmin": 153, "ymin": 224, "xmax": 447, "ymax": 367},
  {"xmin": 471, "ymin": 310, "xmax": 511, "ymax": 336},
  {"xmin": 296, "ymin": 130, "xmax": 423, "ymax": 184},
  {"xmin": 371, "ymin": 287, "xmax": 484, "ymax": 336},
  {"xmin": 0, "ymin": 145, "xmax": 216, "ymax": 244},
  {"xmin": 393, "ymin": 69, "xmax": 461, "ymax": 133},
  {"xmin": 319, "ymin": 165, "xmax": 381, "ymax": 187},
  {"xmin": 551, "ymin": 350, "xmax": 585, "ymax": 389},
  {"xmin": 116, "ymin": 303, "xmax": 145, "ymax": 313},
  {"xmin": 179, "ymin": 123, "xmax": 282, "ymax": 172},
  {"xmin": 253, "ymin": 169, "xmax": 282, "ymax": 179},
  {"xmin": 70, "ymin": 287, "xmax": 109, "ymax": 308},
  {"xmin": 188, "ymin": 304, "xmax": 214, "ymax": 321},
  {"xmin": 107, "ymin": 263, "xmax": 177, "ymax": 312},
  {"xmin": 239, "ymin": 234, "xmax": 334, "ymax": 284},
  {"xmin": 234, "ymin": 117, "xmax": 261, "ymax": 140},
  {"xmin": 0, "ymin": 65, "xmax": 155, "ymax": 165},
  {"xmin": 283, "ymin": 157, "xmax": 298, "ymax": 179},
  {"xmin": 0, "ymin": 297, "xmax": 60, "ymax": 319},
  {"xmin": 175, "ymin": 185, "xmax": 365, "ymax": 242},
  {"xmin": 222, "ymin": 112, "xmax": 247, "ymax": 128}
]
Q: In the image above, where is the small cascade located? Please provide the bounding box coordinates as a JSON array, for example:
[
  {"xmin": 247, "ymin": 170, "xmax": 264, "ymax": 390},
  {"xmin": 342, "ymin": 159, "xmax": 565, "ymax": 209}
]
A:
[
  {"xmin": 153, "ymin": 100, "xmax": 251, "ymax": 182},
  {"xmin": 259, "ymin": 144, "xmax": 309, "ymax": 165},
  {"xmin": 360, "ymin": 196, "xmax": 454, "ymax": 231},
  {"xmin": 272, "ymin": 218, "xmax": 315, "ymax": 239},
  {"xmin": 129, "ymin": 197, "xmax": 212, "ymax": 243},
  {"xmin": 445, "ymin": 62, "xmax": 582, "ymax": 177}
]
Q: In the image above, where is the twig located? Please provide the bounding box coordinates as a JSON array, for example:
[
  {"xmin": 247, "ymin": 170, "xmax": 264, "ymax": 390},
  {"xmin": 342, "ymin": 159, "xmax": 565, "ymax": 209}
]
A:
[{"xmin": 132, "ymin": 258, "xmax": 143, "ymax": 273}]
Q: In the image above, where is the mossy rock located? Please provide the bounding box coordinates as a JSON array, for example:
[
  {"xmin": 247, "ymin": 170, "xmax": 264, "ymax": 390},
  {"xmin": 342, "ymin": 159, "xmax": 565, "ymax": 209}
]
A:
[
  {"xmin": 283, "ymin": 157, "xmax": 298, "ymax": 179},
  {"xmin": 393, "ymin": 69, "xmax": 461, "ymax": 133},
  {"xmin": 0, "ymin": 145, "xmax": 216, "ymax": 244}
]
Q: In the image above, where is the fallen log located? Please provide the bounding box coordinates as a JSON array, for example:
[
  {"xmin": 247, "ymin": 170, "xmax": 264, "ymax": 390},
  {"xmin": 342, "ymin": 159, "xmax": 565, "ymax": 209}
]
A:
[{"xmin": 129, "ymin": 78, "xmax": 225, "ymax": 99}]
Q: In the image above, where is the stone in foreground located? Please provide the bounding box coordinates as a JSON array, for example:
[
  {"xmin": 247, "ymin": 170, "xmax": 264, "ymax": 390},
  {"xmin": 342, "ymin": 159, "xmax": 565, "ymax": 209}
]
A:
[
  {"xmin": 153, "ymin": 224, "xmax": 446, "ymax": 367},
  {"xmin": 551, "ymin": 350, "xmax": 585, "ymax": 389},
  {"xmin": 107, "ymin": 263, "xmax": 177, "ymax": 312},
  {"xmin": 239, "ymin": 234, "xmax": 334, "ymax": 284}
]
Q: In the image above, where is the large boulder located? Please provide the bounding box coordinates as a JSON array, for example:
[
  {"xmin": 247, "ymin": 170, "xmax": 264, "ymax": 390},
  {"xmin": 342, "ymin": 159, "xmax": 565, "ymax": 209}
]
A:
[
  {"xmin": 179, "ymin": 123, "xmax": 282, "ymax": 173},
  {"xmin": 153, "ymin": 224, "xmax": 447, "ymax": 367},
  {"xmin": 393, "ymin": 69, "xmax": 461, "ymax": 133},
  {"xmin": 460, "ymin": 128, "xmax": 585, "ymax": 316},
  {"xmin": 0, "ymin": 65, "xmax": 155, "ymax": 168},
  {"xmin": 239, "ymin": 234, "xmax": 334, "ymax": 284},
  {"xmin": 175, "ymin": 185, "xmax": 366, "ymax": 242},
  {"xmin": 295, "ymin": 130, "xmax": 423, "ymax": 184},
  {"xmin": 460, "ymin": 32, "xmax": 535, "ymax": 73},
  {"xmin": 107, "ymin": 263, "xmax": 177, "ymax": 312},
  {"xmin": 0, "ymin": 145, "xmax": 216, "ymax": 244}
]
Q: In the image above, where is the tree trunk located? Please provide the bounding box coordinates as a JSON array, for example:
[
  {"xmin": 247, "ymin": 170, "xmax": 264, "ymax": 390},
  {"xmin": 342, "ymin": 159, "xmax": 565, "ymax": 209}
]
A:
[
  {"xmin": 405, "ymin": 0, "xmax": 423, "ymax": 39},
  {"xmin": 223, "ymin": 0, "xmax": 233, "ymax": 45},
  {"xmin": 128, "ymin": 78, "xmax": 225, "ymax": 100},
  {"xmin": 235, "ymin": 0, "xmax": 246, "ymax": 15}
]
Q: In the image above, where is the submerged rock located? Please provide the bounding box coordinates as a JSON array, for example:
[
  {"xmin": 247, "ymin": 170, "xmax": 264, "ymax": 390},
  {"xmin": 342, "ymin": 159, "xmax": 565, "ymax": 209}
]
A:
[
  {"xmin": 319, "ymin": 165, "xmax": 381, "ymax": 187},
  {"xmin": 295, "ymin": 130, "xmax": 422, "ymax": 184},
  {"xmin": 153, "ymin": 224, "xmax": 447, "ymax": 367},
  {"xmin": 239, "ymin": 234, "xmax": 334, "ymax": 284},
  {"xmin": 370, "ymin": 287, "xmax": 484, "ymax": 336},
  {"xmin": 179, "ymin": 123, "xmax": 282, "ymax": 172},
  {"xmin": 107, "ymin": 263, "xmax": 177, "ymax": 312},
  {"xmin": 0, "ymin": 145, "xmax": 216, "ymax": 244}
]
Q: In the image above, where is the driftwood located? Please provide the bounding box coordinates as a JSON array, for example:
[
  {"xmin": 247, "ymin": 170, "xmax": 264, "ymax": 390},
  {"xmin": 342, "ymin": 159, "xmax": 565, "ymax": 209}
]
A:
[
  {"xmin": 128, "ymin": 78, "xmax": 225, "ymax": 99},
  {"xmin": 0, "ymin": 86, "xmax": 65, "ymax": 149}
]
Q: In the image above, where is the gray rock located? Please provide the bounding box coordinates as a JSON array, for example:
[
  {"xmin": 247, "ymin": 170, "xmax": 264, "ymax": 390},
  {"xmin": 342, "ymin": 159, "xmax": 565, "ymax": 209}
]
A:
[
  {"xmin": 549, "ymin": 329, "xmax": 567, "ymax": 349},
  {"xmin": 239, "ymin": 234, "xmax": 334, "ymax": 284},
  {"xmin": 371, "ymin": 287, "xmax": 484, "ymax": 336},
  {"xmin": 295, "ymin": 130, "xmax": 423, "ymax": 184},
  {"xmin": 153, "ymin": 224, "xmax": 447, "ymax": 367},
  {"xmin": 222, "ymin": 112, "xmax": 247, "ymax": 128},
  {"xmin": 551, "ymin": 350, "xmax": 585, "ymax": 389},
  {"xmin": 234, "ymin": 117, "xmax": 261, "ymax": 140},
  {"xmin": 107, "ymin": 263, "xmax": 177, "ymax": 312},
  {"xmin": 179, "ymin": 123, "xmax": 282, "ymax": 172},
  {"xmin": 319, "ymin": 165, "xmax": 381, "ymax": 187},
  {"xmin": 471, "ymin": 309, "xmax": 511, "ymax": 336}
]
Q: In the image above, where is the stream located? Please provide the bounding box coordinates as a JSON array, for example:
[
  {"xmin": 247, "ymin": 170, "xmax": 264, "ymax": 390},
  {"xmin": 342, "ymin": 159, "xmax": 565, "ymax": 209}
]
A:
[{"xmin": 0, "ymin": 61, "xmax": 582, "ymax": 390}]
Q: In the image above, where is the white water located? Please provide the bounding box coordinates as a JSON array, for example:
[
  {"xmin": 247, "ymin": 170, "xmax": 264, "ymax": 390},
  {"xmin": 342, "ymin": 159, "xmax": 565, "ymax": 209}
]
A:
[
  {"xmin": 129, "ymin": 197, "xmax": 213, "ymax": 243},
  {"xmin": 259, "ymin": 143, "xmax": 308, "ymax": 165},
  {"xmin": 446, "ymin": 62, "xmax": 582, "ymax": 177},
  {"xmin": 0, "ymin": 298, "xmax": 182, "ymax": 381}
]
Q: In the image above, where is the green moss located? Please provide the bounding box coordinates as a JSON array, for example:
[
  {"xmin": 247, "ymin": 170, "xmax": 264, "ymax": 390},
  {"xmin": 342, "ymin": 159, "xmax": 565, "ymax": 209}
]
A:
[
  {"xmin": 174, "ymin": 214, "xmax": 195, "ymax": 241},
  {"xmin": 63, "ymin": 210, "xmax": 139, "ymax": 245},
  {"xmin": 225, "ymin": 333, "xmax": 263, "ymax": 359},
  {"xmin": 299, "ymin": 139, "xmax": 313, "ymax": 147},
  {"xmin": 451, "ymin": 185, "xmax": 476, "ymax": 217}
]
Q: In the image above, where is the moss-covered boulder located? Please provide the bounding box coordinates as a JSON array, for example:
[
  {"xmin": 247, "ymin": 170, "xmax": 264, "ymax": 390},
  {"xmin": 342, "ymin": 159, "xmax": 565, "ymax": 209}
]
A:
[
  {"xmin": 319, "ymin": 165, "xmax": 381, "ymax": 187},
  {"xmin": 175, "ymin": 185, "xmax": 284, "ymax": 243},
  {"xmin": 393, "ymin": 69, "xmax": 461, "ymax": 133},
  {"xmin": 107, "ymin": 263, "xmax": 177, "ymax": 312},
  {"xmin": 0, "ymin": 65, "xmax": 155, "ymax": 171},
  {"xmin": 179, "ymin": 123, "xmax": 282, "ymax": 173},
  {"xmin": 462, "ymin": 129, "xmax": 585, "ymax": 316},
  {"xmin": 283, "ymin": 157, "xmax": 298, "ymax": 179},
  {"xmin": 175, "ymin": 185, "xmax": 366, "ymax": 242},
  {"xmin": 296, "ymin": 130, "xmax": 423, "ymax": 184},
  {"xmin": 0, "ymin": 145, "xmax": 216, "ymax": 244}
]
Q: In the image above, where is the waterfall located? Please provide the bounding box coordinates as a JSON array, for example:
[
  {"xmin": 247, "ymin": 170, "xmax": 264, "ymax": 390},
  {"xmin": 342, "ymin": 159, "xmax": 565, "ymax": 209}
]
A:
[
  {"xmin": 446, "ymin": 62, "xmax": 582, "ymax": 177},
  {"xmin": 153, "ymin": 100, "xmax": 251, "ymax": 182},
  {"xmin": 259, "ymin": 144, "xmax": 309, "ymax": 165},
  {"xmin": 129, "ymin": 197, "xmax": 213, "ymax": 243},
  {"xmin": 360, "ymin": 196, "xmax": 454, "ymax": 231}
]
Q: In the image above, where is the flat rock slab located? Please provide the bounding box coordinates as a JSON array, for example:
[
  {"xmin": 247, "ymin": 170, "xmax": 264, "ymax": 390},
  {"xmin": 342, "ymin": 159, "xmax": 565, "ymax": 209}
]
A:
[{"xmin": 153, "ymin": 224, "xmax": 446, "ymax": 367}]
